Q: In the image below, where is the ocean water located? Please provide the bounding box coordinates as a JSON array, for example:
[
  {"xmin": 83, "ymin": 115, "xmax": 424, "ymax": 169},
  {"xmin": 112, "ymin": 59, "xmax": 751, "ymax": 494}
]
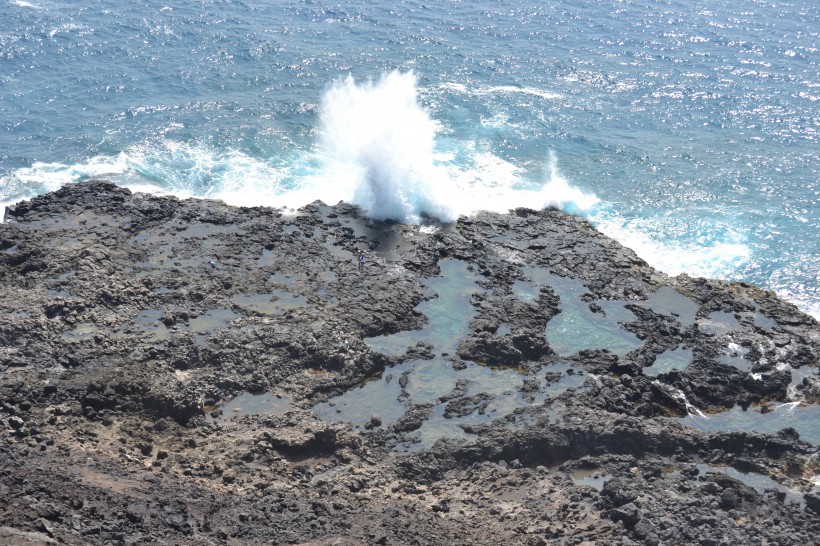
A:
[{"xmin": 1, "ymin": 0, "xmax": 817, "ymax": 318}]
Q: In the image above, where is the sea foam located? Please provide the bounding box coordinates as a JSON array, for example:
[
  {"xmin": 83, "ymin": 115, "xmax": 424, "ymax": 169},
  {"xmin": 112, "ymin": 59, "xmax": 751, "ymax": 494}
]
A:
[
  {"xmin": 2, "ymin": 71, "xmax": 598, "ymax": 225},
  {"xmin": 316, "ymin": 71, "xmax": 597, "ymax": 223},
  {"xmin": 317, "ymin": 71, "xmax": 453, "ymax": 223},
  {"xmin": 590, "ymin": 211, "xmax": 752, "ymax": 281}
]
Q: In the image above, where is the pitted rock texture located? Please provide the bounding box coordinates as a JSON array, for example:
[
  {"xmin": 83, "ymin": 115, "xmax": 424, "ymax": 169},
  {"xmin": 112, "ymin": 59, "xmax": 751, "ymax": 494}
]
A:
[{"xmin": 0, "ymin": 180, "xmax": 818, "ymax": 545}]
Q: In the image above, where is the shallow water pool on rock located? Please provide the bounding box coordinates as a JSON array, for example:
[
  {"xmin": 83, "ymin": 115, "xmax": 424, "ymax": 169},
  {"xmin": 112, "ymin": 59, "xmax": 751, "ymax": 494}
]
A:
[
  {"xmin": 789, "ymin": 366, "xmax": 819, "ymax": 402},
  {"xmin": 637, "ymin": 286, "xmax": 700, "ymax": 328},
  {"xmin": 365, "ymin": 259, "xmax": 481, "ymax": 357},
  {"xmin": 694, "ymin": 464, "xmax": 817, "ymax": 507},
  {"xmin": 212, "ymin": 392, "xmax": 293, "ymax": 423},
  {"xmin": 514, "ymin": 266, "xmax": 642, "ymax": 357},
  {"xmin": 679, "ymin": 400, "xmax": 820, "ymax": 445},
  {"xmin": 62, "ymin": 322, "xmax": 98, "ymax": 342},
  {"xmin": 313, "ymin": 363, "xmax": 412, "ymax": 429},
  {"xmin": 48, "ymin": 289, "xmax": 74, "ymax": 299},
  {"xmin": 230, "ymin": 290, "xmax": 307, "ymax": 315},
  {"xmin": 753, "ymin": 311, "xmax": 777, "ymax": 331},
  {"xmin": 256, "ymin": 249, "xmax": 303, "ymax": 270},
  {"xmin": 401, "ymin": 362, "xmax": 587, "ymax": 452},
  {"xmin": 119, "ymin": 307, "xmax": 242, "ymax": 341},
  {"xmin": 132, "ymin": 309, "xmax": 170, "ymax": 341},
  {"xmin": 177, "ymin": 223, "xmax": 245, "ymax": 239},
  {"xmin": 644, "ymin": 347, "xmax": 693, "ymax": 377},
  {"xmin": 698, "ymin": 311, "xmax": 743, "ymax": 336},
  {"xmin": 718, "ymin": 343, "xmax": 753, "ymax": 372},
  {"xmin": 549, "ymin": 465, "xmax": 611, "ymax": 491},
  {"xmin": 188, "ymin": 308, "xmax": 241, "ymax": 334},
  {"xmin": 570, "ymin": 467, "xmax": 611, "ymax": 491},
  {"xmin": 314, "ymin": 259, "xmax": 590, "ymax": 449},
  {"xmin": 323, "ymin": 237, "xmax": 356, "ymax": 262},
  {"xmin": 313, "ymin": 360, "xmax": 587, "ymax": 451}
]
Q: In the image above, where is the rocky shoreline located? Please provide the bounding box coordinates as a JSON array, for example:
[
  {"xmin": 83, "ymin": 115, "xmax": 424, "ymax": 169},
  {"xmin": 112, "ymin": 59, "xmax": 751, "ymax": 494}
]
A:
[{"xmin": 1, "ymin": 180, "xmax": 818, "ymax": 545}]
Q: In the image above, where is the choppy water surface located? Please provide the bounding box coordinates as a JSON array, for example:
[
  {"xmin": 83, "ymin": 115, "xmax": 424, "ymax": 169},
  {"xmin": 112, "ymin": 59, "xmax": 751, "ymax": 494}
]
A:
[{"xmin": 0, "ymin": 0, "xmax": 817, "ymax": 318}]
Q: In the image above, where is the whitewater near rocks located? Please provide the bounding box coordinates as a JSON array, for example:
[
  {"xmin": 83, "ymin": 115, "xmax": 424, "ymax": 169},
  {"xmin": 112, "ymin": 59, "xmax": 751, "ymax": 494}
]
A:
[
  {"xmin": 3, "ymin": 0, "xmax": 819, "ymax": 324},
  {"xmin": 0, "ymin": 181, "xmax": 818, "ymax": 545}
]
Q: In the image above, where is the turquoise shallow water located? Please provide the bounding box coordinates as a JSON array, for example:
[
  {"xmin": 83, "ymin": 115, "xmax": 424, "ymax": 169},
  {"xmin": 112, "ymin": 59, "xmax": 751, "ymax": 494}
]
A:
[{"xmin": 1, "ymin": 0, "xmax": 817, "ymax": 318}]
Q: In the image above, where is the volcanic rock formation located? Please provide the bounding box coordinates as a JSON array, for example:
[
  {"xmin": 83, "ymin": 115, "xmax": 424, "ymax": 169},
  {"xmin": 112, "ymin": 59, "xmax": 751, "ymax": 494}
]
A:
[{"xmin": 1, "ymin": 180, "xmax": 818, "ymax": 545}]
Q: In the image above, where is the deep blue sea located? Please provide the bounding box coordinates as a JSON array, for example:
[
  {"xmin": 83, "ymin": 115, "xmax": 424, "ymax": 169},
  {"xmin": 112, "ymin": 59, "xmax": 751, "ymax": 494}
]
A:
[{"xmin": 1, "ymin": 0, "xmax": 817, "ymax": 318}]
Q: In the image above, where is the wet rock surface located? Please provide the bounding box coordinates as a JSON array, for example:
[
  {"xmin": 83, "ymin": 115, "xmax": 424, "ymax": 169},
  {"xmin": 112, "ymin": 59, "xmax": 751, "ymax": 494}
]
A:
[{"xmin": 0, "ymin": 180, "xmax": 818, "ymax": 545}]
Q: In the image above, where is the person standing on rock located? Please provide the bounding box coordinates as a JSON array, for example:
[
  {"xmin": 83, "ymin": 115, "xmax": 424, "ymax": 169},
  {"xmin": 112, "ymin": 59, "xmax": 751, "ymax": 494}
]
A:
[{"xmin": 358, "ymin": 253, "xmax": 366, "ymax": 270}]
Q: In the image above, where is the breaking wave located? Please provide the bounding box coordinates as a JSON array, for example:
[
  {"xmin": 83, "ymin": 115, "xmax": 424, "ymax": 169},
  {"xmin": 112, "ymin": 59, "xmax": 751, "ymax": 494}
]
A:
[
  {"xmin": 590, "ymin": 211, "xmax": 752, "ymax": 281},
  {"xmin": 2, "ymin": 72, "xmax": 816, "ymax": 320},
  {"xmin": 2, "ymin": 71, "xmax": 599, "ymax": 225},
  {"xmin": 316, "ymin": 71, "xmax": 596, "ymax": 223}
]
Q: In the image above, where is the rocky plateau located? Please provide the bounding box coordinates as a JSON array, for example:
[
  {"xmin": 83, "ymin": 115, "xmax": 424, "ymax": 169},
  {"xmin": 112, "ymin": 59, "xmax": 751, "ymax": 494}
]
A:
[{"xmin": 0, "ymin": 180, "xmax": 818, "ymax": 545}]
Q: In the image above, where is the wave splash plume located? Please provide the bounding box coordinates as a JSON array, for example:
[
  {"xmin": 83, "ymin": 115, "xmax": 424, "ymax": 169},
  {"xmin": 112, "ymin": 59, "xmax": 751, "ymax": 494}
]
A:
[
  {"xmin": 317, "ymin": 71, "xmax": 598, "ymax": 223},
  {"xmin": 3, "ymin": 71, "xmax": 598, "ymax": 226},
  {"xmin": 318, "ymin": 71, "xmax": 451, "ymax": 223}
]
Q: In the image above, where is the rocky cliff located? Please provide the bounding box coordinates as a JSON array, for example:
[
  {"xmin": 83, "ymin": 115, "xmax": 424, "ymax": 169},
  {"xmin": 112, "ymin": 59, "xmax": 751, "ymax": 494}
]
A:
[{"xmin": 1, "ymin": 180, "xmax": 818, "ymax": 545}]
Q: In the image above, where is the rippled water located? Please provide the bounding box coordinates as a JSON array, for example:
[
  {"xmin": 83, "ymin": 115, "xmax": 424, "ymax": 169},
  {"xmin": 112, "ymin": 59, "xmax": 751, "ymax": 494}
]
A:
[
  {"xmin": 1, "ymin": 0, "xmax": 817, "ymax": 317},
  {"xmin": 681, "ymin": 399, "xmax": 820, "ymax": 445}
]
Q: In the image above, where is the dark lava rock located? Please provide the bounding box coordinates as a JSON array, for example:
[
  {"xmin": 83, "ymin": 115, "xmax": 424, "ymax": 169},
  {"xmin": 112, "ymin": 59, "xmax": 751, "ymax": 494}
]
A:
[
  {"xmin": 609, "ymin": 502, "xmax": 641, "ymax": 528},
  {"xmin": 805, "ymin": 494, "xmax": 820, "ymax": 515},
  {"xmin": 392, "ymin": 405, "xmax": 433, "ymax": 434},
  {"xmin": 1, "ymin": 181, "xmax": 818, "ymax": 546},
  {"xmin": 720, "ymin": 488, "xmax": 740, "ymax": 509},
  {"xmin": 601, "ymin": 478, "xmax": 639, "ymax": 508}
]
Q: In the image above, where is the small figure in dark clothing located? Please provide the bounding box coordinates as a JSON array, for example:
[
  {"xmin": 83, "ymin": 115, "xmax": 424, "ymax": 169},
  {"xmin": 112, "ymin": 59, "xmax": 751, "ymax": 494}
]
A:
[{"xmin": 358, "ymin": 253, "xmax": 366, "ymax": 270}]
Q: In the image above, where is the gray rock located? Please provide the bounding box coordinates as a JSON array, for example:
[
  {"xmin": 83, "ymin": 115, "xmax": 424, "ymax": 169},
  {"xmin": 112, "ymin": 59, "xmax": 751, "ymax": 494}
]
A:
[
  {"xmin": 610, "ymin": 502, "xmax": 641, "ymax": 528},
  {"xmin": 720, "ymin": 488, "xmax": 740, "ymax": 509},
  {"xmin": 0, "ymin": 181, "xmax": 817, "ymax": 546}
]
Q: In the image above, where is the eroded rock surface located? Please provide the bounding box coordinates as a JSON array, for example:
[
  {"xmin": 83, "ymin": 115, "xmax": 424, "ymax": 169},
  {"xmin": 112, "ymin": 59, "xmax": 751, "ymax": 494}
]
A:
[{"xmin": 1, "ymin": 180, "xmax": 818, "ymax": 545}]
